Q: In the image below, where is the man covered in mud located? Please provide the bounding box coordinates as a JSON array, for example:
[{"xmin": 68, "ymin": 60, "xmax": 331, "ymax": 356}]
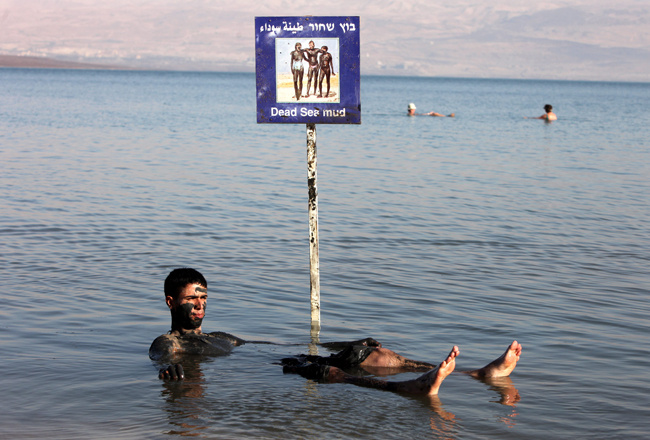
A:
[
  {"xmin": 302, "ymin": 40, "xmax": 322, "ymax": 97},
  {"xmin": 150, "ymin": 268, "xmax": 522, "ymax": 396},
  {"xmin": 317, "ymin": 45, "xmax": 335, "ymax": 98},
  {"xmin": 290, "ymin": 42, "xmax": 305, "ymax": 101},
  {"xmin": 150, "ymin": 268, "xmax": 380, "ymax": 376}
]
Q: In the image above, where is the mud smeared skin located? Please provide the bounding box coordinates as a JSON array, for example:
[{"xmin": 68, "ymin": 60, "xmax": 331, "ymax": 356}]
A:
[
  {"xmin": 170, "ymin": 302, "xmax": 202, "ymax": 330},
  {"xmin": 149, "ymin": 331, "xmax": 242, "ymax": 363}
]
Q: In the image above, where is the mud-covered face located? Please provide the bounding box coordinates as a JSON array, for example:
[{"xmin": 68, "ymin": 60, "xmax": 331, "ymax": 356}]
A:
[{"xmin": 169, "ymin": 283, "xmax": 207, "ymax": 331}]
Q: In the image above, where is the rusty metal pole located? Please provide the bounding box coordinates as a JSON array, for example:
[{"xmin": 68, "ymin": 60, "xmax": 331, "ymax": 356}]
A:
[{"xmin": 306, "ymin": 123, "xmax": 321, "ymax": 333}]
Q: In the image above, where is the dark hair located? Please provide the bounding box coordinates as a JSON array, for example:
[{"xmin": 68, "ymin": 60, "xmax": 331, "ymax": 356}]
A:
[
  {"xmin": 544, "ymin": 104, "xmax": 553, "ymax": 112},
  {"xmin": 164, "ymin": 268, "xmax": 207, "ymax": 299}
]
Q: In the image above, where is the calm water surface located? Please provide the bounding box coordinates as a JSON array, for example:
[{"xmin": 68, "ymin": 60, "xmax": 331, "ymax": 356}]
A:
[{"xmin": 1, "ymin": 69, "xmax": 649, "ymax": 439}]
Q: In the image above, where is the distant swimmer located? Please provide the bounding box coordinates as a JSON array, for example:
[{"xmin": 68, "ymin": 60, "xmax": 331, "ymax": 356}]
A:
[
  {"xmin": 526, "ymin": 104, "xmax": 557, "ymax": 121},
  {"xmin": 407, "ymin": 103, "xmax": 454, "ymax": 117}
]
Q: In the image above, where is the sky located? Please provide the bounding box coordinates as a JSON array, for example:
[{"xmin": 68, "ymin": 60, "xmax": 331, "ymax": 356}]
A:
[{"xmin": 1, "ymin": 0, "xmax": 649, "ymax": 81}]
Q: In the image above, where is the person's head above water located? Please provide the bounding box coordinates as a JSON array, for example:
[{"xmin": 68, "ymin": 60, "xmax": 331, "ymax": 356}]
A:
[
  {"xmin": 165, "ymin": 268, "xmax": 207, "ymax": 300},
  {"xmin": 544, "ymin": 104, "xmax": 553, "ymax": 113},
  {"xmin": 407, "ymin": 103, "xmax": 416, "ymax": 115},
  {"xmin": 164, "ymin": 268, "xmax": 208, "ymax": 333}
]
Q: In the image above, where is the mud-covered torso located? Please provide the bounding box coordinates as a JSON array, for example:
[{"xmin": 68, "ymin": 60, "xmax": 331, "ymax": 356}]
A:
[{"xmin": 149, "ymin": 331, "xmax": 245, "ymax": 363}]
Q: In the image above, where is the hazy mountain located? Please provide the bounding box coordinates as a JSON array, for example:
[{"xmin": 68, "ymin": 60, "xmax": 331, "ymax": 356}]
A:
[{"xmin": 1, "ymin": 0, "xmax": 648, "ymax": 81}]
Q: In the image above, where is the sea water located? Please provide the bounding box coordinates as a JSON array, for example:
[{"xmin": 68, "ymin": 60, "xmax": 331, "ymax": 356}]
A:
[{"xmin": 1, "ymin": 69, "xmax": 649, "ymax": 439}]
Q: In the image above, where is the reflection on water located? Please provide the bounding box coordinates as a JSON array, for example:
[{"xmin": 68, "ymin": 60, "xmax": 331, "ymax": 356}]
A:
[
  {"xmin": 160, "ymin": 359, "xmax": 210, "ymax": 437},
  {"xmin": 417, "ymin": 395, "xmax": 459, "ymax": 439},
  {"xmin": 482, "ymin": 376, "xmax": 521, "ymax": 407},
  {"xmin": 155, "ymin": 343, "xmax": 526, "ymax": 439}
]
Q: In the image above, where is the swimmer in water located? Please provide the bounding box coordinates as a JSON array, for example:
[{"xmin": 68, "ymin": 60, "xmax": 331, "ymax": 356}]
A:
[
  {"xmin": 151, "ymin": 268, "xmax": 522, "ymax": 397},
  {"xmin": 407, "ymin": 103, "xmax": 455, "ymax": 117},
  {"xmin": 526, "ymin": 104, "xmax": 557, "ymax": 121}
]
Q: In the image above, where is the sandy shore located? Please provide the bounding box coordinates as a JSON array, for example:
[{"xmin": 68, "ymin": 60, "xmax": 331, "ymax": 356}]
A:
[
  {"xmin": 276, "ymin": 72, "xmax": 340, "ymax": 103},
  {"xmin": 0, "ymin": 55, "xmax": 125, "ymax": 70}
]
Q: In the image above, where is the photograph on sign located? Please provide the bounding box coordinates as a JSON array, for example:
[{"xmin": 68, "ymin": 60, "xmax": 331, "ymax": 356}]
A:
[
  {"xmin": 255, "ymin": 16, "xmax": 360, "ymax": 124},
  {"xmin": 275, "ymin": 38, "xmax": 340, "ymax": 103}
]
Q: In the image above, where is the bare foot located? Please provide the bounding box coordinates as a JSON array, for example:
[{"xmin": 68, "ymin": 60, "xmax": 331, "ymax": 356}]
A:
[
  {"xmin": 466, "ymin": 341, "xmax": 522, "ymax": 379},
  {"xmin": 419, "ymin": 345, "xmax": 459, "ymax": 395},
  {"xmin": 391, "ymin": 346, "xmax": 459, "ymax": 395}
]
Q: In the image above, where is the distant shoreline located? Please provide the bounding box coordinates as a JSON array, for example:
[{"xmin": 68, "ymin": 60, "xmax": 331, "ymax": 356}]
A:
[
  {"xmin": 0, "ymin": 55, "xmax": 130, "ymax": 70},
  {"xmin": 2, "ymin": 54, "xmax": 646, "ymax": 84}
]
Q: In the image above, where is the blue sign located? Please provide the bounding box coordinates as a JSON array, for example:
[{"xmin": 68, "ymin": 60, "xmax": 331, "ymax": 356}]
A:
[{"xmin": 255, "ymin": 16, "xmax": 360, "ymax": 124}]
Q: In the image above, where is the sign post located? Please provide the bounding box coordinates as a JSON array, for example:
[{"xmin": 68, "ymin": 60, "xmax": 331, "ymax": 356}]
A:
[
  {"xmin": 306, "ymin": 123, "xmax": 320, "ymax": 326},
  {"xmin": 255, "ymin": 16, "xmax": 360, "ymax": 332}
]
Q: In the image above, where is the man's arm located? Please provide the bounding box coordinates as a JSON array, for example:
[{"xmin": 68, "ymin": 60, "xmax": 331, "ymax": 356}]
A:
[
  {"xmin": 207, "ymin": 331, "xmax": 246, "ymax": 346},
  {"xmin": 320, "ymin": 337, "xmax": 381, "ymax": 350},
  {"xmin": 150, "ymin": 334, "xmax": 185, "ymax": 380},
  {"xmin": 150, "ymin": 335, "xmax": 173, "ymax": 360},
  {"xmin": 240, "ymin": 336, "xmax": 382, "ymax": 350}
]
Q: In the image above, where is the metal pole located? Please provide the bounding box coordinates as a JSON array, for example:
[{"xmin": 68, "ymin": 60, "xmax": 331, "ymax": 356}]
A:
[{"xmin": 306, "ymin": 123, "xmax": 321, "ymax": 331}]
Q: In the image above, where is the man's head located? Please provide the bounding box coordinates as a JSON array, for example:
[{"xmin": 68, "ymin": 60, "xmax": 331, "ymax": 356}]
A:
[
  {"xmin": 408, "ymin": 103, "xmax": 416, "ymax": 115},
  {"xmin": 295, "ymin": 42, "xmax": 302, "ymax": 50},
  {"xmin": 544, "ymin": 104, "xmax": 553, "ymax": 113},
  {"xmin": 321, "ymin": 46, "xmax": 328, "ymax": 52},
  {"xmin": 309, "ymin": 40, "xmax": 315, "ymax": 49},
  {"xmin": 165, "ymin": 268, "xmax": 207, "ymax": 300},
  {"xmin": 164, "ymin": 268, "xmax": 208, "ymax": 332}
]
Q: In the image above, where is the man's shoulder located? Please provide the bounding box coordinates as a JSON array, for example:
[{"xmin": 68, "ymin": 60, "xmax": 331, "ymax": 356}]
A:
[
  {"xmin": 151, "ymin": 333, "xmax": 176, "ymax": 343},
  {"xmin": 149, "ymin": 333, "xmax": 180, "ymax": 361}
]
